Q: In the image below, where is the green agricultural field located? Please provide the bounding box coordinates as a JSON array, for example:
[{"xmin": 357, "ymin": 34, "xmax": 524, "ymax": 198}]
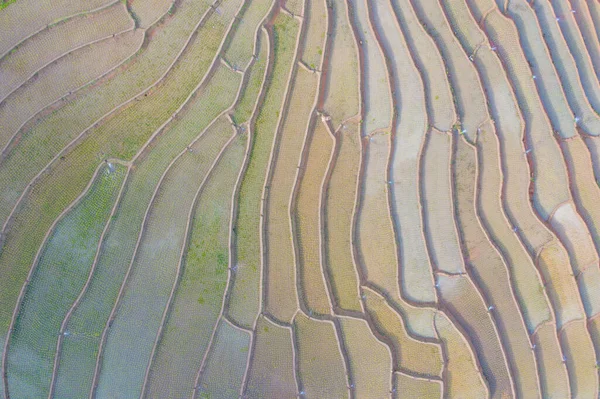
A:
[{"xmin": 2, "ymin": 0, "xmax": 600, "ymax": 397}]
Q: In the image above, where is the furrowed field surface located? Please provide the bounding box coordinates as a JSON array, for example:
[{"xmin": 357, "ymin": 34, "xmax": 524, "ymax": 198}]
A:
[
  {"xmin": 369, "ymin": 0, "xmax": 437, "ymax": 305},
  {"xmin": 5, "ymin": 163, "xmax": 125, "ymax": 399},
  {"xmin": 51, "ymin": 65, "xmax": 241, "ymax": 399},
  {"xmin": 93, "ymin": 121, "xmax": 234, "ymax": 397},
  {"xmin": 0, "ymin": 29, "xmax": 144, "ymax": 152},
  {"xmin": 227, "ymin": 12, "xmax": 299, "ymax": 328},
  {"xmin": 3, "ymin": 0, "xmax": 600, "ymax": 397},
  {"xmin": 0, "ymin": 2, "xmax": 133, "ymax": 103},
  {"xmin": 0, "ymin": 0, "xmax": 212, "ymax": 229},
  {"xmin": 348, "ymin": 0, "xmax": 391, "ymax": 135},
  {"xmin": 293, "ymin": 313, "xmax": 348, "ymax": 398},
  {"xmin": 264, "ymin": 67, "xmax": 316, "ymax": 323},
  {"xmin": 0, "ymin": 0, "xmax": 114, "ymax": 57},
  {"xmin": 452, "ymin": 132, "xmax": 540, "ymax": 398},
  {"xmin": 0, "ymin": 0, "xmax": 241, "ymax": 382},
  {"xmin": 194, "ymin": 319, "xmax": 251, "ymax": 398},
  {"xmin": 144, "ymin": 130, "xmax": 246, "ymax": 398},
  {"xmin": 294, "ymin": 117, "xmax": 333, "ymax": 316}
]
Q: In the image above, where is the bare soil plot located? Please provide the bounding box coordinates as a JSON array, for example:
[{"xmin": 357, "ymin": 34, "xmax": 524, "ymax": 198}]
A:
[
  {"xmin": 415, "ymin": 0, "xmax": 487, "ymax": 142},
  {"xmin": 422, "ymin": 131, "xmax": 465, "ymax": 274},
  {"xmin": 130, "ymin": 0, "xmax": 173, "ymax": 29},
  {"xmin": 0, "ymin": 0, "xmax": 113, "ymax": 57},
  {"xmin": 144, "ymin": 130, "xmax": 246, "ymax": 398},
  {"xmin": 560, "ymin": 319, "xmax": 599, "ymax": 398},
  {"xmin": 506, "ymin": 0, "xmax": 578, "ymax": 139},
  {"xmin": 482, "ymin": 9, "xmax": 570, "ymax": 219},
  {"xmin": 294, "ymin": 118, "xmax": 333, "ymax": 315},
  {"xmin": 0, "ymin": 2, "xmax": 132, "ymax": 103},
  {"xmin": 531, "ymin": 0, "xmax": 600, "ymax": 129},
  {"xmin": 5, "ymin": 163, "xmax": 125, "ymax": 399},
  {"xmin": 433, "ymin": 312, "xmax": 489, "ymax": 398},
  {"xmin": 228, "ymin": 13, "xmax": 300, "ymax": 328},
  {"xmin": 571, "ymin": 0, "xmax": 600, "ymax": 82},
  {"xmin": 0, "ymin": 30, "xmax": 143, "ymax": 154},
  {"xmin": 357, "ymin": 132, "xmax": 437, "ymax": 340},
  {"xmin": 537, "ymin": 243, "xmax": 585, "ymax": 327},
  {"xmin": 589, "ymin": 315, "xmax": 600, "ymax": 360},
  {"xmin": 438, "ymin": 0, "xmax": 485, "ymax": 54},
  {"xmin": 301, "ymin": 0, "xmax": 327, "ymax": 72},
  {"xmin": 224, "ymin": 0, "xmax": 274, "ymax": 70},
  {"xmin": 284, "ymin": 0, "xmax": 303, "ymax": 16},
  {"xmin": 532, "ymin": 322, "xmax": 570, "ymax": 399},
  {"xmin": 394, "ymin": 372, "xmax": 442, "ymax": 399},
  {"xmin": 474, "ymin": 46, "xmax": 555, "ymax": 252},
  {"xmin": 348, "ymin": 0, "xmax": 391, "ymax": 135},
  {"xmin": 232, "ymin": 30, "xmax": 268, "ymax": 126},
  {"xmin": 323, "ymin": 0, "xmax": 359, "ymax": 129},
  {"xmin": 265, "ymin": 68, "xmax": 317, "ymax": 323},
  {"xmin": 436, "ymin": 273, "xmax": 514, "ymax": 399},
  {"xmin": 0, "ymin": 0, "xmax": 215, "ymax": 230},
  {"xmin": 548, "ymin": 0, "xmax": 600, "ymax": 112},
  {"xmin": 94, "ymin": 121, "xmax": 236, "ymax": 398},
  {"xmin": 452, "ymin": 134, "xmax": 541, "ymax": 398},
  {"xmin": 323, "ymin": 121, "xmax": 362, "ymax": 312},
  {"xmin": 293, "ymin": 313, "xmax": 348, "ymax": 398},
  {"xmin": 578, "ymin": 265, "xmax": 600, "ymax": 318},
  {"xmin": 51, "ymin": 66, "xmax": 241, "ymax": 398},
  {"xmin": 363, "ymin": 287, "xmax": 443, "ymax": 378},
  {"xmin": 477, "ymin": 122, "xmax": 551, "ymax": 331},
  {"xmin": 392, "ymin": 0, "xmax": 455, "ymax": 133},
  {"xmin": 549, "ymin": 202, "xmax": 598, "ymax": 275},
  {"xmin": 195, "ymin": 319, "xmax": 250, "ymax": 399},
  {"xmin": 584, "ymin": 135, "xmax": 600, "ymax": 183},
  {"xmin": 561, "ymin": 137, "xmax": 600, "ymax": 255},
  {"xmin": 357, "ymin": 133, "xmax": 401, "ymax": 301},
  {"xmin": 244, "ymin": 315, "xmax": 297, "ymax": 398},
  {"xmin": 338, "ymin": 316, "xmax": 392, "ymax": 398},
  {"xmin": 369, "ymin": 0, "xmax": 436, "ymax": 305}
]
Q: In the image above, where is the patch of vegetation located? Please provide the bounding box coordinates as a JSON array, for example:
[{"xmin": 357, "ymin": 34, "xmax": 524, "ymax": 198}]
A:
[{"xmin": 0, "ymin": 0, "xmax": 17, "ymax": 11}]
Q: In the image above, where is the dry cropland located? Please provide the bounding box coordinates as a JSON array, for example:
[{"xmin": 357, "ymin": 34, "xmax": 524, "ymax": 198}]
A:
[{"xmin": 2, "ymin": 0, "xmax": 600, "ymax": 397}]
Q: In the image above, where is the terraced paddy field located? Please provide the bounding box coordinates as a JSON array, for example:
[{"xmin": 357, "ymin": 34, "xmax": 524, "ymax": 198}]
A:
[{"xmin": 2, "ymin": 0, "xmax": 600, "ymax": 397}]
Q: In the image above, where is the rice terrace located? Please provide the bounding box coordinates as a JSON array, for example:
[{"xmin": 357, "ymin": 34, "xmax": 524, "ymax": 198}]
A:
[{"xmin": 2, "ymin": 0, "xmax": 600, "ymax": 397}]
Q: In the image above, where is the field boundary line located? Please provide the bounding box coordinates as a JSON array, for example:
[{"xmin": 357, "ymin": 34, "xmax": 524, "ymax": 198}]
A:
[
  {"xmin": 0, "ymin": 161, "xmax": 108, "ymax": 399},
  {"xmin": 191, "ymin": 116, "xmax": 251, "ymax": 397},
  {"xmin": 366, "ymin": 0, "xmax": 440, "ymax": 308},
  {"xmin": 0, "ymin": 1, "xmax": 133, "ymax": 102},
  {"xmin": 258, "ymin": 0, "xmax": 307, "ymax": 325},
  {"xmin": 0, "ymin": 0, "xmax": 122, "ymax": 62},
  {"xmin": 48, "ymin": 163, "xmax": 130, "ymax": 399},
  {"xmin": 359, "ymin": 286, "xmax": 443, "ymax": 381},
  {"xmin": 433, "ymin": 310, "xmax": 491, "ymax": 398},
  {"xmin": 0, "ymin": 28, "xmax": 144, "ymax": 162},
  {"xmin": 87, "ymin": 84, "xmax": 235, "ymax": 398},
  {"xmin": 448, "ymin": 0, "xmax": 560, "ymax": 335},
  {"xmin": 140, "ymin": 128, "xmax": 238, "ymax": 399},
  {"xmin": 0, "ymin": 0, "xmax": 221, "ymax": 236},
  {"xmin": 221, "ymin": 18, "xmax": 274, "ymax": 328},
  {"xmin": 232, "ymin": 6, "xmax": 279, "ymax": 394},
  {"xmin": 449, "ymin": 131, "xmax": 518, "ymax": 398},
  {"xmin": 392, "ymin": 0, "xmax": 457, "ymax": 133},
  {"xmin": 469, "ymin": 124, "xmax": 544, "ymax": 397},
  {"xmin": 142, "ymin": 11, "xmax": 259, "ymax": 385},
  {"xmin": 289, "ymin": 0, "xmax": 334, "ymax": 318},
  {"xmin": 0, "ymin": 24, "xmax": 136, "ymax": 106}
]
